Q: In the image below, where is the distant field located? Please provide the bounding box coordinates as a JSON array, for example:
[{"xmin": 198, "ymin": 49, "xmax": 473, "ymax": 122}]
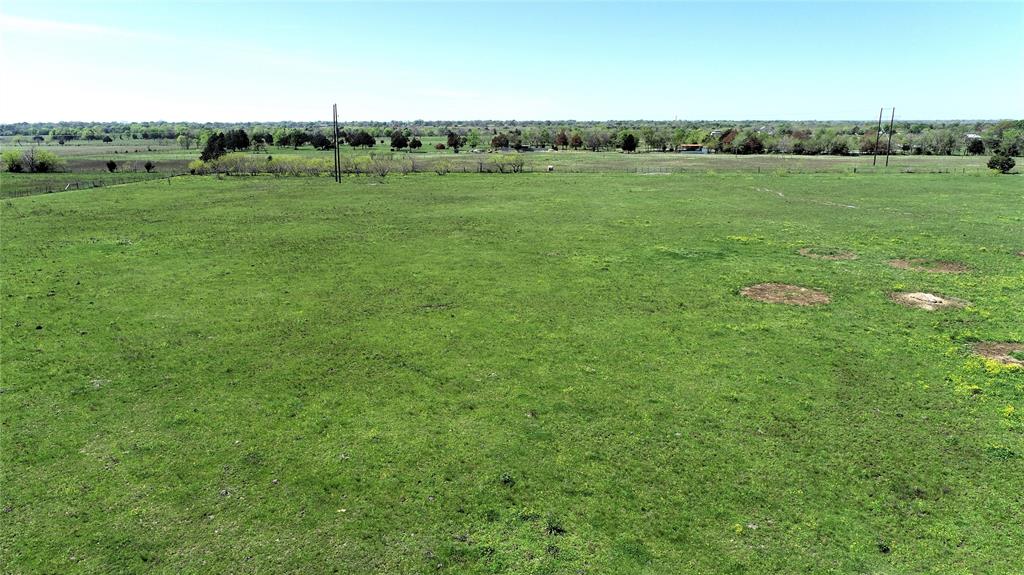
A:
[
  {"xmin": 1, "ymin": 137, "xmax": 1009, "ymax": 198},
  {"xmin": 2, "ymin": 173, "xmax": 1022, "ymax": 573}
]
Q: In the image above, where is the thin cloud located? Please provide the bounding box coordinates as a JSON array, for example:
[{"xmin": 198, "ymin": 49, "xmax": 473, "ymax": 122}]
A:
[{"xmin": 0, "ymin": 13, "xmax": 149, "ymax": 39}]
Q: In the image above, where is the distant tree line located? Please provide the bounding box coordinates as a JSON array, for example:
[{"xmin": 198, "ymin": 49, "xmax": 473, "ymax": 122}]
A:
[{"xmin": 6, "ymin": 120, "xmax": 1021, "ymax": 158}]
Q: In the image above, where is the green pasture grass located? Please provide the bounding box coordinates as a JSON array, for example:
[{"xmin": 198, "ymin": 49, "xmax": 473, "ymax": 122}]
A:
[
  {"xmin": 0, "ymin": 172, "xmax": 171, "ymax": 199},
  {"xmin": 2, "ymin": 172, "xmax": 1023, "ymax": 573}
]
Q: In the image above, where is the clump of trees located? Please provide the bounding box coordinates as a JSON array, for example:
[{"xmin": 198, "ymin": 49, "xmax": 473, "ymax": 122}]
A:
[
  {"xmin": 390, "ymin": 131, "xmax": 409, "ymax": 151},
  {"xmin": 446, "ymin": 131, "xmax": 464, "ymax": 153},
  {"xmin": 2, "ymin": 148, "xmax": 66, "ymax": 173}
]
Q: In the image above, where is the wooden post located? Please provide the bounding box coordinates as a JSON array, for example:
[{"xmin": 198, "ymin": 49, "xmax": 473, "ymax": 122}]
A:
[{"xmin": 884, "ymin": 107, "xmax": 895, "ymax": 167}]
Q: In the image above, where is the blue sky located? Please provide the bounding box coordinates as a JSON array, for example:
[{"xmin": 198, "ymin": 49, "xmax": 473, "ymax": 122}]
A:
[{"xmin": 1, "ymin": 1, "xmax": 1021, "ymax": 122}]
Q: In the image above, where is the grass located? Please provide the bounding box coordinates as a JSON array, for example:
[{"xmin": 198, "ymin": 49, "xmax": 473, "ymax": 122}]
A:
[
  {"xmin": 0, "ymin": 172, "xmax": 173, "ymax": 199},
  {"xmin": 2, "ymin": 172, "xmax": 1023, "ymax": 573}
]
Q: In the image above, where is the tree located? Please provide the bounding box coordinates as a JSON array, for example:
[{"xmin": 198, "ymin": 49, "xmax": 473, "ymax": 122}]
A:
[
  {"xmin": 446, "ymin": 131, "xmax": 464, "ymax": 153},
  {"xmin": 224, "ymin": 129, "xmax": 250, "ymax": 151},
  {"xmin": 409, "ymin": 137, "xmax": 422, "ymax": 151},
  {"xmin": 466, "ymin": 130, "xmax": 481, "ymax": 149},
  {"xmin": 735, "ymin": 132, "xmax": 765, "ymax": 155},
  {"xmin": 310, "ymin": 132, "xmax": 334, "ymax": 150},
  {"xmin": 348, "ymin": 130, "xmax": 374, "ymax": 148},
  {"xmin": 966, "ymin": 138, "xmax": 985, "ymax": 155},
  {"xmin": 491, "ymin": 133, "xmax": 510, "ymax": 149},
  {"xmin": 569, "ymin": 133, "xmax": 583, "ymax": 150},
  {"xmin": 102, "ymin": 135, "xmax": 113, "ymax": 143},
  {"xmin": 177, "ymin": 133, "xmax": 196, "ymax": 150},
  {"xmin": 390, "ymin": 131, "xmax": 409, "ymax": 151},
  {"xmin": 200, "ymin": 132, "xmax": 227, "ymax": 161},
  {"xmin": 988, "ymin": 153, "xmax": 1015, "ymax": 174},
  {"xmin": 144, "ymin": 161, "xmax": 155, "ymax": 173},
  {"xmin": 621, "ymin": 133, "xmax": 638, "ymax": 153},
  {"xmin": 554, "ymin": 130, "xmax": 569, "ymax": 149},
  {"xmin": 106, "ymin": 160, "xmax": 118, "ymax": 173}
]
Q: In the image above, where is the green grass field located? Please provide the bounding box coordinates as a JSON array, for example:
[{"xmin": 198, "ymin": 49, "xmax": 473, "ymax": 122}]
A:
[{"xmin": 2, "ymin": 173, "xmax": 1023, "ymax": 573}]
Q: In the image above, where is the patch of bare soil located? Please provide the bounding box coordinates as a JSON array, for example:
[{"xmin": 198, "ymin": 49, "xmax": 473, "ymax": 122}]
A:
[
  {"xmin": 972, "ymin": 342, "xmax": 1024, "ymax": 366},
  {"xmin": 889, "ymin": 292, "xmax": 968, "ymax": 311},
  {"xmin": 741, "ymin": 283, "xmax": 831, "ymax": 306},
  {"xmin": 888, "ymin": 258, "xmax": 969, "ymax": 273},
  {"xmin": 798, "ymin": 247, "xmax": 858, "ymax": 260}
]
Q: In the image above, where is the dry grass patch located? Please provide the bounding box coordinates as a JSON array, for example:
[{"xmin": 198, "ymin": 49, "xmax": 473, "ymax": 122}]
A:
[
  {"xmin": 972, "ymin": 342, "xmax": 1024, "ymax": 366},
  {"xmin": 741, "ymin": 283, "xmax": 830, "ymax": 306},
  {"xmin": 889, "ymin": 292, "xmax": 968, "ymax": 311},
  {"xmin": 798, "ymin": 247, "xmax": 858, "ymax": 260},
  {"xmin": 889, "ymin": 258, "xmax": 969, "ymax": 273}
]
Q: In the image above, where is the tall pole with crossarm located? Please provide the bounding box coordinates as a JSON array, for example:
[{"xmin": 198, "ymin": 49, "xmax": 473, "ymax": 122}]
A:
[
  {"xmin": 332, "ymin": 104, "xmax": 341, "ymax": 183},
  {"xmin": 872, "ymin": 107, "xmax": 883, "ymax": 166},
  {"xmin": 884, "ymin": 107, "xmax": 895, "ymax": 167}
]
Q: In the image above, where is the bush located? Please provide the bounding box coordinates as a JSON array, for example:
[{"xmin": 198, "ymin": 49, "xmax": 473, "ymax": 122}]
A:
[
  {"xmin": 144, "ymin": 161, "xmax": 155, "ymax": 173},
  {"xmin": 31, "ymin": 149, "xmax": 65, "ymax": 173},
  {"xmin": 106, "ymin": 160, "xmax": 117, "ymax": 173},
  {"xmin": 967, "ymin": 138, "xmax": 985, "ymax": 155},
  {"xmin": 367, "ymin": 154, "xmax": 393, "ymax": 178},
  {"xmin": 493, "ymin": 154, "xmax": 525, "ymax": 173},
  {"xmin": 433, "ymin": 160, "xmax": 452, "ymax": 175},
  {"xmin": 435, "ymin": 143, "xmax": 446, "ymax": 150},
  {"xmin": 987, "ymin": 153, "xmax": 1015, "ymax": 174},
  {"xmin": 2, "ymin": 150, "xmax": 23, "ymax": 172}
]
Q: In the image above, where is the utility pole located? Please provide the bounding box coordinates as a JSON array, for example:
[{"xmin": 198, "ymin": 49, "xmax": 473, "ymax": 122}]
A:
[
  {"xmin": 872, "ymin": 107, "xmax": 883, "ymax": 166},
  {"xmin": 884, "ymin": 107, "xmax": 895, "ymax": 167},
  {"xmin": 332, "ymin": 104, "xmax": 341, "ymax": 183}
]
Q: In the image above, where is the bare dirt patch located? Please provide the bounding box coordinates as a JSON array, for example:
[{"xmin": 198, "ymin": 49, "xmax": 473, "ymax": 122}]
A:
[
  {"xmin": 972, "ymin": 342, "xmax": 1024, "ymax": 366},
  {"xmin": 798, "ymin": 247, "xmax": 858, "ymax": 260},
  {"xmin": 741, "ymin": 283, "xmax": 830, "ymax": 306},
  {"xmin": 889, "ymin": 292, "xmax": 968, "ymax": 311},
  {"xmin": 888, "ymin": 258, "xmax": 969, "ymax": 273}
]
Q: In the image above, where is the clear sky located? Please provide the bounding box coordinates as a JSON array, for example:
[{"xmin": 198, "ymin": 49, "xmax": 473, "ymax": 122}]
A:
[{"xmin": 1, "ymin": 0, "xmax": 1021, "ymax": 122}]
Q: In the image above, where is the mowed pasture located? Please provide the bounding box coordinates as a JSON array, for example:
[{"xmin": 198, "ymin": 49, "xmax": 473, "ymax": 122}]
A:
[{"xmin": 2, "ymin": 173, "xmax": 1023, "ymax": 573}]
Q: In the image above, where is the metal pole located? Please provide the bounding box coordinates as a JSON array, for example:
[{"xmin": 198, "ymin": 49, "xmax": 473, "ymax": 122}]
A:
[
  {"xmin": 884, "ymin": 108, "xmax": 895, "ymax": 167},
  {"xmin": 872, "ymin": 107, "xmax": 883, "ymax": 166}
]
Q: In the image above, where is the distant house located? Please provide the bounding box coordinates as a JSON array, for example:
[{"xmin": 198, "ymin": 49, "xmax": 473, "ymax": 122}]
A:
[
  {"xmin": 676, "ymin": 144, "xmax": 707, "ymax": 154},
  {"xmin": 965, "ymin": 133, "xmax": 982, "ymax": 140}
]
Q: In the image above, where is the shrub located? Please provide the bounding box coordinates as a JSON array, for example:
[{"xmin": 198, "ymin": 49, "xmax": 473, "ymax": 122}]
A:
[
  {"xmin": 493, "ymin": 154, "xmax": 525, "ymax": 173},
  {"xmin": 2, "ymin": 150, "xmax": 23, "ymax": 172},
  {"xmin": 144, "ymin": 161, "xmax": 155, "ymax": 173},
  {"xmin": 987, "ymin": 153, "xmax": 1015, "ymax": 174},
  {"xmin": 435, "ymin": 143, "xmax": 446, "ymax": 150},
  {"xmin": 409, "ymin": 137, "xmax": 422, "ymax": 151},
  {"xmin": 188, "ymin": 159, "xmax": 210, "ymax": 175},
  {"xmin": 966, "ymin": 138, "xmax": 985, "ymax": 155},
  {"xmin": 30, "ymin": 149, "xmax": 65, "ymax": 173},
  {"xmin": 106, "ymin": 160, "xmax": 117, "ymax": 173},
  {"xmin": 433, "ymin": 160, "xmax": 452, "ymax": 175},
  {"xmin": 367, "ymin": 154, "xmax": 393, "ymax": 178}
]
